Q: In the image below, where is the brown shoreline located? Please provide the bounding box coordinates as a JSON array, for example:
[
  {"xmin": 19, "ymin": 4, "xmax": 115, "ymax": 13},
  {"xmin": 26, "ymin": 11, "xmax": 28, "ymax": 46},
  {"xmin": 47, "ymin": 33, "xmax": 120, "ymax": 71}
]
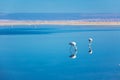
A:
[{"xmin": 0, "ymin": 20, "xmax": 120, "ymax": 26}]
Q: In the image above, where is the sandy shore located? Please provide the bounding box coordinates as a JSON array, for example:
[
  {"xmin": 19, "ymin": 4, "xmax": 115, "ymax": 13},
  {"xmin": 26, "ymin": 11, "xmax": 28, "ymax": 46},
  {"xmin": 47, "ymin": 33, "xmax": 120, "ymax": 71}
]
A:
[{"xmin": 0, "ymin": 20, "xmax": 120, "ymax": 26}]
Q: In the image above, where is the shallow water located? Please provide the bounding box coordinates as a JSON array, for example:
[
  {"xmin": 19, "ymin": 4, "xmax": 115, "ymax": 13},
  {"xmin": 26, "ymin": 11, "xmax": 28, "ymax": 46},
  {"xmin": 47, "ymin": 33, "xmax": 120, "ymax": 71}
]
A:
[{"xmin": 0, "ymin": 25, "xmax": 120, "ymax": 80}]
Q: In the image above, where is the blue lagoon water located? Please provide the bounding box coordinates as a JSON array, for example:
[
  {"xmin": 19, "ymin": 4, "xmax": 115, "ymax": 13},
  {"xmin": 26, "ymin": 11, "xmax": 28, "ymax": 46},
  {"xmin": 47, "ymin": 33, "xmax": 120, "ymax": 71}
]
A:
[
  {"xmin": 1, "ymin": 13, "xmax": 120, "ymax": 20},
  {"xmin": 0, "ymin": 25, "xmax": 120, "ymax": 80}
]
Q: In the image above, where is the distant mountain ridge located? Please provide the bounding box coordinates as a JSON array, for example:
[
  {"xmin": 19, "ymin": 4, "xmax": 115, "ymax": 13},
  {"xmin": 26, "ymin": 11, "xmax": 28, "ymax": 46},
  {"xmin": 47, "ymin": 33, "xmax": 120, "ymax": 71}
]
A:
[{"xmin": 0, "ymin": 13, "xmax": 120, "ymax": 20}]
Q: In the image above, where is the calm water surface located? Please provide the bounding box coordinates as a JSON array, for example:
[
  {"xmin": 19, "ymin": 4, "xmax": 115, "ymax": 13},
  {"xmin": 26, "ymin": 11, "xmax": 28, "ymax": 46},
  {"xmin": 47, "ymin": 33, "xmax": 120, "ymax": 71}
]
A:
[{"xmin": 0, "ymin": 25, "xmax": 120, "ymax": 80}]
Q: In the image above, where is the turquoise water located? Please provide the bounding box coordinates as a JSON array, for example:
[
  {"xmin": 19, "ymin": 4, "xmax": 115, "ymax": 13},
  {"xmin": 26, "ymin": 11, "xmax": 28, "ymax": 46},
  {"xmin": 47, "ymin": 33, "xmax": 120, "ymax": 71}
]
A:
[
  {"xmin": 0, "ymin": 25, "xmax": 120, "ymax": 80},
  {"xmin": 1, "ymin": 13, "xmax": 120, "ymax": 21}
]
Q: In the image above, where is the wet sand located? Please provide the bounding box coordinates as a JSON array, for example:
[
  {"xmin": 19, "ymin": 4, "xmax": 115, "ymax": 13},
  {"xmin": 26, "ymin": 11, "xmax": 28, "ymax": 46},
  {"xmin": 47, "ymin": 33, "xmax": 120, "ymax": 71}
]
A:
[{"xmin": 0, "ymin": 20, "xmax": 120, "ymax": 26}]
